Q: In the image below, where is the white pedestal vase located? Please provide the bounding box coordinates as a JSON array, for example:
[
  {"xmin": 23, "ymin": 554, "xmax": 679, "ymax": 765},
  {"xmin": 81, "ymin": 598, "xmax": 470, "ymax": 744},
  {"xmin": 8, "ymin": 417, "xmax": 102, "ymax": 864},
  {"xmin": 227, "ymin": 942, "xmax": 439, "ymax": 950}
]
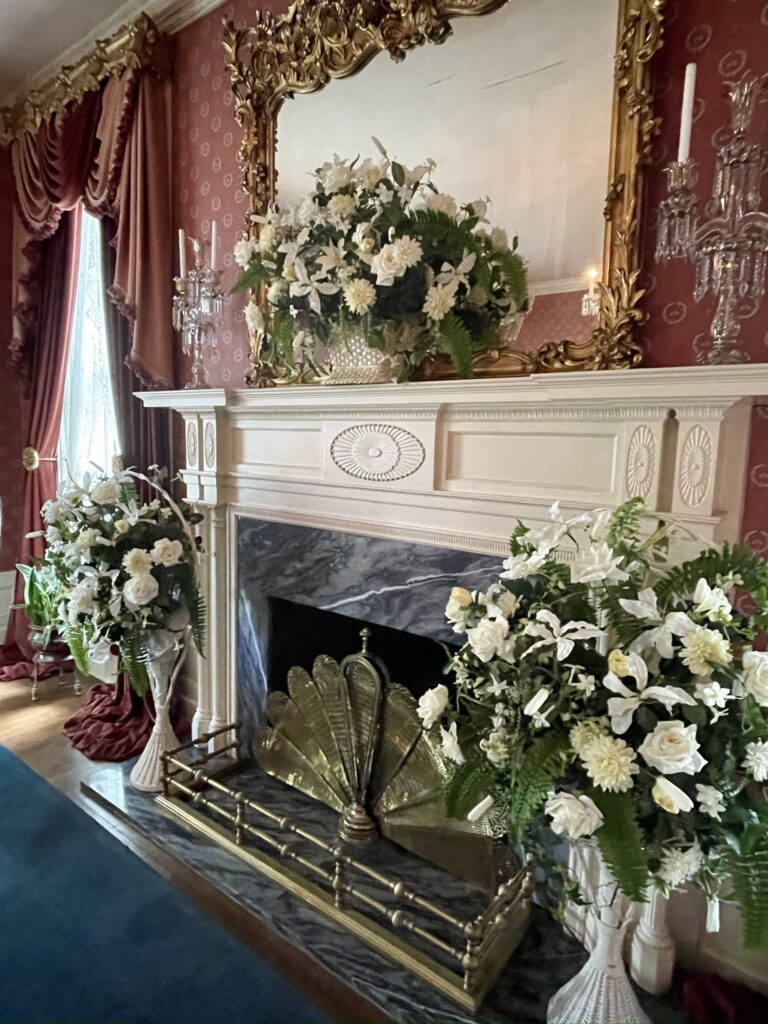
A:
[
  {"xmin": 630, "ymin": 887, "xmax": 674, "ymax": 995},
  {"xmin": 548, "ymin": 851, "xmax": 650, "ymax": 1024},
  {"xmin": 129, "ymin": 632, "xmax": 185, "ymax": 793}
]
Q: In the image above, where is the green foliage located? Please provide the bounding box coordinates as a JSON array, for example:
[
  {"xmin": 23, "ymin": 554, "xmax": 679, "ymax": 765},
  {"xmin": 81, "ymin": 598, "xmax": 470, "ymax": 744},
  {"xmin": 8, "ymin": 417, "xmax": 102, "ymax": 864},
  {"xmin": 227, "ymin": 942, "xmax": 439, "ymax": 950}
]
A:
[
  {"xmin": 62, "ymin": 621, "xmax": 95, "ymax": 677},
  {"xmin": 590, "ymin": 790, "xmax": 649, "ymax": 902},
  {"xmin": 445, "ymin": 756, "xmax": 496, "ymax": 820},
  {"xmin": 16, "ymin": 563, "xmax": 59, "ymax": 633},
  {"xmin": 119, "ymin": 631, "xmax": 151, "ymax": 697},
  {"xmin": 494, "ymin": 250, "xmax": 528, "ymax": 310},
  {"xmin": 269, "ymin": 311, "xmax": 297, "ymax": 367},
  {"xmin": 606, "ymin": 497, "xmax": 646, "ymax": 551},
  {"xmin": 405, "ymin": 208, "xmax": 475, "ymax": 254},
  {"xmin": 436, "ymin": 312, "xmax": 474, "ymax": 378},
  {"xmin": 230, "ymin": 263, "xmax": 270, "ymax": 294},
  {"xmin": 657, "ymin": 543, "xmax": 768, "ymax": 628},
  {"xmin": 727, "ymin": 826, "xmax": 768, "ymax": 950},
  {"xmin": 509, "ymin": 731, "xmax": 570, "ymax": 843}
]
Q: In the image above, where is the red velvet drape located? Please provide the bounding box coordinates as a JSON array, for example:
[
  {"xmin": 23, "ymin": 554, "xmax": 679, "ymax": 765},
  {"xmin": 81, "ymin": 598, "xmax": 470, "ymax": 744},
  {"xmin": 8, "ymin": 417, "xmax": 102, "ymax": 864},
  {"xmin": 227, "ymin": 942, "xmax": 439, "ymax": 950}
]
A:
[{"xmin": 0, "ymin": 207, "xmax": 82, "ymax": 667}]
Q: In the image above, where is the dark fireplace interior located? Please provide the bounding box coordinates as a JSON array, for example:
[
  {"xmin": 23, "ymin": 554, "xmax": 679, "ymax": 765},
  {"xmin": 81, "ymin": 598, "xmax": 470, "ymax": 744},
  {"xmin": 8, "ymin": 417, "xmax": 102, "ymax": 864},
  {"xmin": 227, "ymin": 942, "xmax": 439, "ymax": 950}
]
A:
[{"xmin": 267, "ymin": 596, "xmax": 457, "ymax": 699}]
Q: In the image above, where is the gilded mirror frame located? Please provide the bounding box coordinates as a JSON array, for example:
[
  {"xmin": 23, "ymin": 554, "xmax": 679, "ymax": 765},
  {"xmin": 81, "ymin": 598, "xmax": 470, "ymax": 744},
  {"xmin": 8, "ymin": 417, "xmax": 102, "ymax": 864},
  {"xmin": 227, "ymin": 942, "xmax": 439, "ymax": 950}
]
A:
[{"xmin": 223, "ymin": 0, "xmax": 665, "ymax": 386}]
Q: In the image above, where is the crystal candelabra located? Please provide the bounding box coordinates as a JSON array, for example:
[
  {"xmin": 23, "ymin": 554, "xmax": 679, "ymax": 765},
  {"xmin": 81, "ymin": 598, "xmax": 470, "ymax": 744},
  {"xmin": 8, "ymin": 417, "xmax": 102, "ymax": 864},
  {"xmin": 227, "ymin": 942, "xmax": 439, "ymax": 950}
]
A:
[
  {"xmin": 172, "ymin": 237, "xmax": 224, "ymax": 388},
  {"xmin": 656, "ymin": 73, "xmax": 768, "ymax": 365}
]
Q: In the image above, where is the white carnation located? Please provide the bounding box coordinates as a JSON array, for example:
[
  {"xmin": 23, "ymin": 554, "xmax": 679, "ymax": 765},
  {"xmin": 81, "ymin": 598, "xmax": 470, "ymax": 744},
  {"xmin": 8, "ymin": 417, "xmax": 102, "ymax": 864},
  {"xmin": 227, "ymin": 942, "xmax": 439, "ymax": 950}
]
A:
[
  {"xmin": 659, "ymin": 844, "xmax": 704, "ymax": 888},
  {"xmin": 122, "ymin": 548, "xmax": 153, "ymax": 577},
  {"xmin": 480, "ymin": 726, "xmax": 509, "ymax": 767},
  {"xmin": 233, "ymin": 237, "xmax": 259, "ymax": 269},
  {"xmin": 743, "ymin": 740, "xmax": 768, "ymax": 782},
  {"xmin": 267, "ymin": 280, "xmax": 287, "ymax": 305},
  {"xmin": 342, "ymin": 277, "xmax": 376, "ymax": 315},
  {"xmin": 123, "ymin": 573, "xmax": 159, "ymax": 609},
  {"xmin": 244, "ymin": 300, "xmax": 265, "ymax": 334},
  {"xmin": 327, "ymin": 193, "xmax": 357, "ymax": 220},
  {"xmin": 393, "ymin": 235, "xmax": 422, "ymax": 269},
  {"xmin": 422, "ymin": 283, "xmax": 456, "ymax": 321},
  {"xmin": 545, "ymin": 792, "xmax": 604, "ymax": 841},
  {"xmin": 580, "ymin": 735, "xmax": 639, "ymax": 793},
  {"xmin": 679, "ymin": 626, "xmax": 732, "ymax": 676}
]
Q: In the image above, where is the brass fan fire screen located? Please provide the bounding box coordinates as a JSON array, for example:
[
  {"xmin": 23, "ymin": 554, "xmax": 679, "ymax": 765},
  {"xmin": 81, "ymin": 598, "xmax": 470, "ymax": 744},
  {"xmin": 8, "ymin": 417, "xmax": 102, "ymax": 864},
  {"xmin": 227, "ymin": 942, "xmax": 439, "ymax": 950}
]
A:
[{"xmin": 157, "ymin": 632, "xmax": 534, "ymax": 1008}]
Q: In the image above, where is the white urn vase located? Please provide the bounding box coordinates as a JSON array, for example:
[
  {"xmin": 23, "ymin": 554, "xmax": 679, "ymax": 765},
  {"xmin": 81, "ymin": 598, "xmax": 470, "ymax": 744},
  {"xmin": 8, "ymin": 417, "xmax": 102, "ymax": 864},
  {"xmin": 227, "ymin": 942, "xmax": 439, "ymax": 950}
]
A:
[
  {"xmin": 129, "ymin": 631, "xmax": 184, "ymax": 793},
  {"xmin": 630, "ymin": 887, "xmax": 674, "ymax": 995},
  {"xmin": 548, "ymin": 851, "xmax": 650, "ymax": 1024}
]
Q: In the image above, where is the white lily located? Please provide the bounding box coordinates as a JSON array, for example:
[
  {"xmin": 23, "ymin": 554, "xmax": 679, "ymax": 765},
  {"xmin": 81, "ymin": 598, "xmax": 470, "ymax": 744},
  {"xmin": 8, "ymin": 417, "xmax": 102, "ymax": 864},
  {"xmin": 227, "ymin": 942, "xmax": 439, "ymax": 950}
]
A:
[
  {"xmin": 603, "ymin": 651, "xmax": 696, "ymax": 734},
  {"xmin": 277, "ymin": 227, "xmax": 310, "ymax": 267},
  {"xmin": 620, "ymin": 588, "xmax": 697, "ymax": 658},
  {"xmin": 437, "ymin": 249, "xmax": 477, "ymax": 291},
  {"xmin": 290, "ymin": 258, "xmax": 340, "ymax": 314},
  {"xmin": 316, "ymin": 242, "xmax": 347, "ymax": 277},
  {"xmin": 523, "ymin": 609, "xmax": 605, "ymax": 662},
  {"xmin": 523, "ymin": 686, "xmax": 553, "ymax": 728}
]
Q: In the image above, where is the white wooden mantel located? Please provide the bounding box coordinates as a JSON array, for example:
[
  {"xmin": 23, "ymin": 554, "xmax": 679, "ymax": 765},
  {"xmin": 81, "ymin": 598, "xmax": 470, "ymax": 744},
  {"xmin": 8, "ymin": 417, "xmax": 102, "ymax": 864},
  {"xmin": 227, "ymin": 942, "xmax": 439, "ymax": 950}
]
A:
[{"xmin": 139, "ymin": 364, "xmax": 768, "ymax": 991}]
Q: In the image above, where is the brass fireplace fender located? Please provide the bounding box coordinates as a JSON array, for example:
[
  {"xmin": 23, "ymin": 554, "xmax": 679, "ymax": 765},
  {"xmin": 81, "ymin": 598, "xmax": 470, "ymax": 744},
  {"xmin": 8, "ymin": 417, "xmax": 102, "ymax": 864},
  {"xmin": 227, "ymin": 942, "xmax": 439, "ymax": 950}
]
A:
[
  {"xmin": 157, "ymin": 726, "xmax": 535, "ymax": 1011},
  {"xmin": 222, "ymin": 0, "xmax": 666, "ymax": 384}
]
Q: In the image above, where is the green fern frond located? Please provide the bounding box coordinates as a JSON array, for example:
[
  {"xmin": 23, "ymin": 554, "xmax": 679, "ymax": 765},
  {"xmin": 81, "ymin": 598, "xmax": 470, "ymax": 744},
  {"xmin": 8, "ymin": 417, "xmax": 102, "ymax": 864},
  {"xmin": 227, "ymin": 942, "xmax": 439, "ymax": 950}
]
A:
[
  {"xmin": 590, "ymin": 790, "xmax": 649, "ymax": 902},
  {"xmin": 657, "ymin": 543, "xmax": 768, "ymax": 626},
  {"xmin": 405, "ymin": 208, "xmax": 476, "ymax": 253},
  {"xmin": 509, "ymin": 730, "xmax": 570, "ymax": 843},
  {"xmin": 270, "ymin": 311, "xmax": 297, "ymax": 367},
  {"xmin": 436, "ymin": 312, "xmax": 474, "ymax": 378},
  {"xmin": 607, "ymin": 498, "xmax": 646, "ymax": 550},
  {"xmin": 727, "ymin": 827, "xmax": 768, "ymax": 950},
  {"xmin": 62, "ymin": 622, "xmax": 94, "ymax": 676},
  {"xmin": 119, "ymin": 631, "xmax": 150, "ymax": 696},
  {"xmin": 494, "ymin": 250, "xmax": 528, "ymax": 310},
  {"xmin": 445, "ymin": 756, "xmax": 496, "ymax": 820}
]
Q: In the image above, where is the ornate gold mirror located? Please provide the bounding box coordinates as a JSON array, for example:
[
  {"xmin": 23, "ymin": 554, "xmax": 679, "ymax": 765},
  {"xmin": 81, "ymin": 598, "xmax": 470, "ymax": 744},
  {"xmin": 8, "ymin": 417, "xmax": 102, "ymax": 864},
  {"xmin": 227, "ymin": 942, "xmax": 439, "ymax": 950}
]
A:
[{"xmin": 224, "ymin": 0, "xmax": 665, "ymax": 385}]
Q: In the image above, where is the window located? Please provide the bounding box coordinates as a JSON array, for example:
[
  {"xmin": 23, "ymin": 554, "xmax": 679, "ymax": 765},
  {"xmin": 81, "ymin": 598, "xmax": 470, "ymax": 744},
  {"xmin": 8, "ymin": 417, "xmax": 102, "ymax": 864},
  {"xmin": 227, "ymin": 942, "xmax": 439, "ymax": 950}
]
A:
[{"xmin": 58, "ymin": 210, "xmax": 119, "ymax": 486}]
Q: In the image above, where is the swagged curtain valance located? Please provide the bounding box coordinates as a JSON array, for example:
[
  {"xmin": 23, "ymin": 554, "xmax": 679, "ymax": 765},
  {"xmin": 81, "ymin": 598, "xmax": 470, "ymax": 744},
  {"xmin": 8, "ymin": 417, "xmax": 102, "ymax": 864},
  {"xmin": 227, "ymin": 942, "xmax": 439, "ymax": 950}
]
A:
[{"xmin": 8, "ymin": 20, "xmax": 174, "ymax": 391}]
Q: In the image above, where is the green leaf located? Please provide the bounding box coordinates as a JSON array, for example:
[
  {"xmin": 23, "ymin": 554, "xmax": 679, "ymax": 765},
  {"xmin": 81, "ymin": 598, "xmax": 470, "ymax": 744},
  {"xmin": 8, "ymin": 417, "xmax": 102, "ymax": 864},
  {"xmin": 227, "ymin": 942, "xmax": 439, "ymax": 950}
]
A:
[
  {"xmin": 229, "ymin": 263, "xmax": 269, "ymax": 294},
  {"xmin": 590, "ymin": 790, "xmax": 649, "ymax": 902},
  {"xmin": 390, "ymin": 161, "xmax": 405, "ymax": 187},
  {"xmin": 508, "ymin": 730, "xmax": 569, "ymax": 843},
  {"xmin": 436, "ymin": 311, "xmax": 474, "ymax": 378},
  {"xmin": 494, "ymin": 250, "xmax": 528, "ymax": 310},
  {"xmin": 445, "ymin": 756, "xmax": 495, "ymax": 820},
  {"xmin": 727, "ymin": 828, "xmax": 768, "ymax": 949}
]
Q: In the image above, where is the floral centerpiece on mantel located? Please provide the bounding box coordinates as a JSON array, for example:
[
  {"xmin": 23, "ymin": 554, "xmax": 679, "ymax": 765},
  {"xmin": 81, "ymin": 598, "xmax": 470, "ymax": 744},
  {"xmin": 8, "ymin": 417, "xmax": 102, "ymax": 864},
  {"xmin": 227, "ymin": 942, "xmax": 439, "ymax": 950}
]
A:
[
  {"xmin": 417, "ymin": 499, "xmax": 768, "ymax": 1016},
  {"xmin": 232, "ymin": 140, "xmax": 528, "ymax": 383},
  {"xmin": 22, "ymin": 467, "xmax": 205, "ymax": 791}
]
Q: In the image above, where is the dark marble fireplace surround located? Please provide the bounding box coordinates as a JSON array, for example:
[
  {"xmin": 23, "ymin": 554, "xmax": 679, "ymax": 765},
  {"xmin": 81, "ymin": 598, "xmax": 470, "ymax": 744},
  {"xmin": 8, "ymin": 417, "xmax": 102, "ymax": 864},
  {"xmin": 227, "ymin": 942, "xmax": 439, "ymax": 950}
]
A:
[
  {"xmin": 236, "ymin": 517, "xmax": 502, "ymax": 752},
  {"xmin": 85, "ymin": 516, "xmax": 680, "ymax": 1023}
]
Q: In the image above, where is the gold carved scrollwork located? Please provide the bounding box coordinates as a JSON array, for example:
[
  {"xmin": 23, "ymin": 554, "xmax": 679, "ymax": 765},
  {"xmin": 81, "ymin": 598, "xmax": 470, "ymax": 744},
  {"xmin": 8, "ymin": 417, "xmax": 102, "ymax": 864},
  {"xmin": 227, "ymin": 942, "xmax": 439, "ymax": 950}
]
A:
[
  {"xmin": 224, "ymin": 0, "xmax": 665, "ymax": 385},
  {"xmin": 0, "ymin": 14, "xmax": 170, "ymax": 144}
]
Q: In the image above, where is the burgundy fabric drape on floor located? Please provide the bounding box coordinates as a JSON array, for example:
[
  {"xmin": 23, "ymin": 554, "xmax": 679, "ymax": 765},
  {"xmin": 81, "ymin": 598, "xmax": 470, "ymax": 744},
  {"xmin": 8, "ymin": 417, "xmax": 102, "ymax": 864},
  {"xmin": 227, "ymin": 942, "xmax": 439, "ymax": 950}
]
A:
[
  {"xmin": 1, "ymin": 208, "xmax": 82, "ymax": 669},
  {"xmin": 63, "ymin": 677, "xmax": 188, "ymax": 762}
]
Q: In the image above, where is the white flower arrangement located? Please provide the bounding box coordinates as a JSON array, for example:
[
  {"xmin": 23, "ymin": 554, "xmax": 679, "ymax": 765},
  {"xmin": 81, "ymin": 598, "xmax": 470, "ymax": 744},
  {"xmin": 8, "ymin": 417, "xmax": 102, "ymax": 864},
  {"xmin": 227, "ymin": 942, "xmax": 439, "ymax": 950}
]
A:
[
  {"xmin": 21, "ymin": 467, "xmax": 204, "ymax": 694},
  {"xmin": 427, "ymin": 498, "xmax": 768, "ymax": 950},
  {"xmin": 232, "ymin": 141, "xmax": 528, "ymax": 379}
]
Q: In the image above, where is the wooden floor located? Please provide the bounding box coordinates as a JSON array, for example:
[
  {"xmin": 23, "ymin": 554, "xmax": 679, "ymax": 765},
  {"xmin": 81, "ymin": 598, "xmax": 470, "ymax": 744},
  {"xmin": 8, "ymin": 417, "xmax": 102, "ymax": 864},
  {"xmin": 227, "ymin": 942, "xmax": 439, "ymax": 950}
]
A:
[{"xmin": 0, "ymin": 674, "xmax": 388, "ymax": 1024}]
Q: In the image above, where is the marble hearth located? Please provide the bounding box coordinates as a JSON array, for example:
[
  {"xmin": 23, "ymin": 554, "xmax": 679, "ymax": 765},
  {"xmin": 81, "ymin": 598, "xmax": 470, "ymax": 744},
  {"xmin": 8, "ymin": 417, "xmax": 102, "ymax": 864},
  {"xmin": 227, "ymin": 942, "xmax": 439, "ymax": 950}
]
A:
[{"xmin": 138, "ymin": 365, "xmax": 768, "ymax": 995}]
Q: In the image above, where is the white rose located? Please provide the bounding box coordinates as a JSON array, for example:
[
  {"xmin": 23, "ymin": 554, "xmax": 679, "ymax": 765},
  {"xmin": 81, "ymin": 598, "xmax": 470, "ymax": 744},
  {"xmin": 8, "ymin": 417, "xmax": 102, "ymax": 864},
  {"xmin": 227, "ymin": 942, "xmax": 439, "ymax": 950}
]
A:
[
  {"xmin": 370, "ymin": 243, "xmax": 407, "ymax": 286},
  {"xmin": 416, "ymin": 684, "xmax": 449, "ymax": 729},
  {"xmin": 743, "ymin": 650, "xmax": 768, "ymax": 707},
  {"xmin": 466, "ymin": 617, "xmax": 515, "ymax": 664},
  {"xmin": 90, "ymin": 479, "xmax": 121, "ymax": 504},
  {"xmin": 570, "ymin": 542, "xmax": 629, "ymax": 585},
  {"xmin": 439, "ymin": 721, "xmax": 465, "ymax": 765},
  {"xmin": 151, "ymin": 538, "xmax": 184, "ymax": 567},
  {"xmin": 480, "ymin": 727, "xmax": 509, "ymax": 768},
  {"xmin": 445, "ymin": 586, "xmax": 473, "ymax": 630},
  {"xmin": 123, "ymin": 573, "xmax": 159, "ymax": 609},
  {"xmin": 651, "ymin": 776, "xmax": 693, "ymax": 814},
  {"xmin": 114, "ymin": 519, "xmax": 130, "ymax": 534},
  {"xmin": 639, "ymin": 721, "xmax": 707, "ymax": 776},
  {"xmin": 545, "ymin": 792, "xmax": 604, "ymax": 840},
  {"xmin": 426, "ymin": 193, "xmax": 458, "ymax": 219},
  {"xmin": 489, "ymin": 227, "xmax": 508, "ymax": 251}
]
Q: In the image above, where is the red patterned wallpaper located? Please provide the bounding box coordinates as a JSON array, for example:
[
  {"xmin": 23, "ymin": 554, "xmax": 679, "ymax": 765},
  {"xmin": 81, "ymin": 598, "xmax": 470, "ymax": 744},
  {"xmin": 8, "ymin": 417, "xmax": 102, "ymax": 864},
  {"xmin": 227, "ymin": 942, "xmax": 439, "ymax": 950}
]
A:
[
  {"xmin": 0, "ymin": 149, "xmax": 25, "ymax": 572},
  {"xmin": 513, "ymin": 291, "xmax": 594, "ymax": 352}
]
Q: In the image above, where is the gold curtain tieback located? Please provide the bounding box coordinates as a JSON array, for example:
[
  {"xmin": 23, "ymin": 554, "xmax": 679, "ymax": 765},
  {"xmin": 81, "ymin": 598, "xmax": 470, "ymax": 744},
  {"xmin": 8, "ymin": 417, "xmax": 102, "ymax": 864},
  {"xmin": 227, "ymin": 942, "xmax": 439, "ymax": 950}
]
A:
[{"xmin": 21, "ymin": 447, "xmax": 57, "ymax": 472}]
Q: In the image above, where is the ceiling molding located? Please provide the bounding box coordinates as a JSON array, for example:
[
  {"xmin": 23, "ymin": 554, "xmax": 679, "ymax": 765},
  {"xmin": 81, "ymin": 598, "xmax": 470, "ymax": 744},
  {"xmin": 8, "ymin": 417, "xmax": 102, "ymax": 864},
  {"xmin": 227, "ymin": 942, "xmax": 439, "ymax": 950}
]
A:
[{"xmin": 0, "ymin": 0, "xmax": 225, "ymax": 110}]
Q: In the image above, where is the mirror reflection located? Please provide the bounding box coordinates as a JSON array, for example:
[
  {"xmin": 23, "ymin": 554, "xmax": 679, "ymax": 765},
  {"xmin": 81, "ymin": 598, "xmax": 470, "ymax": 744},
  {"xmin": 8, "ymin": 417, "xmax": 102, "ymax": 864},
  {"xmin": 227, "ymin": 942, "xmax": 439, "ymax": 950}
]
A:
[{"xmin": 277, "ymin": 0, "xmax": 617, "ymax": 350}]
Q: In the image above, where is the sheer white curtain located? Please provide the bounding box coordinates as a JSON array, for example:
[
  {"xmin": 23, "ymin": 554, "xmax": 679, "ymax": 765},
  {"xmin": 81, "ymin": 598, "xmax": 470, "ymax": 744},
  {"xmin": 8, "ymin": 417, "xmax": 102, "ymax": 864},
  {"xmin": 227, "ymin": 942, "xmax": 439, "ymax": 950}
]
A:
[{"xmin": 58, "ymin": 210, "xmax": 119, "ymax": 485}]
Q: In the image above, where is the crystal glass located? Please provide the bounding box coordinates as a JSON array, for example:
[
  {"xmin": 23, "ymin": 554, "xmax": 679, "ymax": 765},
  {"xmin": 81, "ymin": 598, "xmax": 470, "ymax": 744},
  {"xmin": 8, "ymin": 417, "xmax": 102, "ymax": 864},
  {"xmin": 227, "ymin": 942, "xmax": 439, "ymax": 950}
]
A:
[{"xmin": 324, "ymin": 325, "xmax": 404, "ymax": 386}]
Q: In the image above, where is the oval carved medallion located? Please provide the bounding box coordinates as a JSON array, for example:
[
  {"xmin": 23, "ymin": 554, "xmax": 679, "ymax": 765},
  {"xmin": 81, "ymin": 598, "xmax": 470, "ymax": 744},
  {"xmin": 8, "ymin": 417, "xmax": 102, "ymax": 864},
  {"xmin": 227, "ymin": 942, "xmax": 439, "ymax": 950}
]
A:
[
  {"xmin": 626, "ymin": 425, "xmax": 655, "ymax": 499},
  {"xmin": 330, "ymin": 424, "xmax": 425, "ymax": 482},
  {"xmin": 186, "ymin": 422, "xmax": 198, "ymax": 467},
  {"xmin": 679, "ymin": 425, "xmax": 713, "ymax": 508}
]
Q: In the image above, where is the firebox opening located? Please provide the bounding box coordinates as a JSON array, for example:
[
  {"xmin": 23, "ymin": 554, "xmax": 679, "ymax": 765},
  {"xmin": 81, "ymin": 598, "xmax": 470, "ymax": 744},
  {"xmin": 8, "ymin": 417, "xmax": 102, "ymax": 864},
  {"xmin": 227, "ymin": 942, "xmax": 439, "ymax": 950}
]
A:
[{"xmin": 267, "ymin": 596, "xmax": 456, "ymax": 698}]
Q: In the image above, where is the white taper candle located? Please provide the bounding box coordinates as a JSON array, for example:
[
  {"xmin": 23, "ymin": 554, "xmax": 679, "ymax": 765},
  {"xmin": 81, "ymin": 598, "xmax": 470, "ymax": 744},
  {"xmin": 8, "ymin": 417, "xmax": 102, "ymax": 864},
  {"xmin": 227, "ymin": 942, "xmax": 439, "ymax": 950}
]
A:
[
  {"xmin": 178, "ymin": 228, "xmax": 187, "ymax": 278},
  {"xmin": 677, "ymin": 62, "xmax": 697, "ymax": 163},
  {"xmin": 210, "ymin": 220, "xmax": 218, "ymax": 271}
]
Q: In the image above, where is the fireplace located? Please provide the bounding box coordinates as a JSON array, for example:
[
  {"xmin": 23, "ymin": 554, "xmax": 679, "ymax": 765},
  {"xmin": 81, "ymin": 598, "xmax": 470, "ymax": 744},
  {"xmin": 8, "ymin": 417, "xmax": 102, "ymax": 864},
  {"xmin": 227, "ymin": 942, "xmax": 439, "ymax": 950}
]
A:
[{"xmin": 139, "ymin": 366, "xmax": 768, "ymax": 998}]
